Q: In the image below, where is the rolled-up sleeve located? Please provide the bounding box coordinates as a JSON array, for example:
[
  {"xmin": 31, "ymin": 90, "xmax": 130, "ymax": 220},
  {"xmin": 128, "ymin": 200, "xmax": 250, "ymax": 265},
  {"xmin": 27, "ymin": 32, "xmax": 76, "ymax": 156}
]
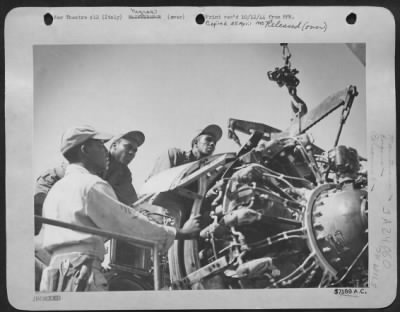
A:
[{"xmin": 86, "ymin": 181, "xmax": 176, "ymax": 252}]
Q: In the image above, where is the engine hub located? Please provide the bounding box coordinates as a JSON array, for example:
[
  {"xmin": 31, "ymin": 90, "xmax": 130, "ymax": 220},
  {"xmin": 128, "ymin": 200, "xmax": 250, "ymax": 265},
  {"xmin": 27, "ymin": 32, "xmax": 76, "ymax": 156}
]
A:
[{"xmin": 304, "ymin": 183, "xmax": 368, "ymax": 278}]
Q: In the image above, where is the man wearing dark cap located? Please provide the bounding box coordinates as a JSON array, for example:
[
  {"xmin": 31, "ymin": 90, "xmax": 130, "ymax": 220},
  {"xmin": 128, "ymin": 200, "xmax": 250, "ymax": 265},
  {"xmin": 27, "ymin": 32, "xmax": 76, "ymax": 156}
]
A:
[
  {"xmin": 39, "ymin": 125, "xmax": 200, "ymax": 292},
  {"xmin": 147, "ymin": 124, "xmax": 223, "ymax": 179},
  {"xmin": 104, "ymin": 130, "xmax": 145, "ymax": 205}
]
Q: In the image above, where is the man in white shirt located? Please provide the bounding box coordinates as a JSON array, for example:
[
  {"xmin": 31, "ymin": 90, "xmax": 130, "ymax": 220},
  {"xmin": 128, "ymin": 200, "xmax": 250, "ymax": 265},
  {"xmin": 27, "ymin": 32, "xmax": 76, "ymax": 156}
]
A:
[{"xmin": 39, "ymin": 125, "xmax": 200, "ymax": 292}]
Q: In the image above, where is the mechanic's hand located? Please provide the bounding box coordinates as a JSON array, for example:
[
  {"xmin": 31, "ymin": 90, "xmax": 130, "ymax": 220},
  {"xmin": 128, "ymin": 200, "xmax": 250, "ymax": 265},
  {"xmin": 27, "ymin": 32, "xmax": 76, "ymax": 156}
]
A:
[
  {"xmin": 175, "ymin": 215, "xmax": 202, "ymax": 240},
  {"xmin": 100, "ymin": 256, "xmax": 112, "ymax": 272}
]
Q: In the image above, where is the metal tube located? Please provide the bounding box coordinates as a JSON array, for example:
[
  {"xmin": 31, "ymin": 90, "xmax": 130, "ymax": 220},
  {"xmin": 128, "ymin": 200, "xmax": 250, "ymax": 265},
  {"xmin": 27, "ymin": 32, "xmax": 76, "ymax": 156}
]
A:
[
  {"xmin": 36, "ymin": 215, "xmax": 165, "ymax": 290},
  {"xmin": 153, "ymin": 245, "xmax": 160, "ymax": 290},
  {"xmin": 35, "ymin": 215, "xmax": 156, "ymax": 247}
]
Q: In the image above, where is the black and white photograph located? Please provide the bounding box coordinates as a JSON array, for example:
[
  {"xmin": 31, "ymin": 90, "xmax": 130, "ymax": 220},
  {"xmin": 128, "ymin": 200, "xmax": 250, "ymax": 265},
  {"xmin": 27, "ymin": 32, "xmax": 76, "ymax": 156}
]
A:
[{"xmin": 5, "ymin": 6, "xmax": 396, "ymax": 310}]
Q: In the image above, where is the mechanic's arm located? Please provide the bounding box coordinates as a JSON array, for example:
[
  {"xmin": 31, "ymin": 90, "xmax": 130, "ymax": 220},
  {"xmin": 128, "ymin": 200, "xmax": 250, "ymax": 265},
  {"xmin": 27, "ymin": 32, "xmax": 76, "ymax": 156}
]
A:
[{"xmin": 86, "ymin": 181, "xmax": 200, "ymax": 252}]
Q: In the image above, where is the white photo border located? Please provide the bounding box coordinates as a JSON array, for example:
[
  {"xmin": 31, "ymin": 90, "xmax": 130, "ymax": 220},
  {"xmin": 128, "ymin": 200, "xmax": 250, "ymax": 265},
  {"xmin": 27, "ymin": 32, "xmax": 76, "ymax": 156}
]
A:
[{"xmin": 5, "ymin": 6, "xmax": 397, "ymax": 310}]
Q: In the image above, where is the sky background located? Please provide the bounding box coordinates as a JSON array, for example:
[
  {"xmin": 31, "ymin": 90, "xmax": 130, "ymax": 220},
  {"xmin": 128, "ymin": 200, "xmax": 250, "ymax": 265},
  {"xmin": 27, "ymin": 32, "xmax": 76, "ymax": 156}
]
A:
[{"xmin": 34, "ymin": 44, "xmax": 366, "ymax": 191}]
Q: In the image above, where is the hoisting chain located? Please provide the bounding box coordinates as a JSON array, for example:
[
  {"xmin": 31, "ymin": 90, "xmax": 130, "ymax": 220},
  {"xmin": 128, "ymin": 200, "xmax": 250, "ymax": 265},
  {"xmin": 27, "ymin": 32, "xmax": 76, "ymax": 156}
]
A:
[
  {"xmin": 268, "ymin": 44, "xmax": 300, "ymax": 90},
  {"xmin": 267, "ymin": 44, "xmax": 308, "ymax": 132}
]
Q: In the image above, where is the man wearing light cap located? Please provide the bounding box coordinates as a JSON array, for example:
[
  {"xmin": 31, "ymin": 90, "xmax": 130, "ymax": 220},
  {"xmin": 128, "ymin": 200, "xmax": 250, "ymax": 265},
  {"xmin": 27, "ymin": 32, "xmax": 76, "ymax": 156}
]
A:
[
  {"xmin": 35, "ymin": 130, "xmax": 145, "ymax": 235},
  {"xmin": 147, "ymin": 124, "xmax": 223, "ymax": 179},
  {"xmin": 39, "ymin": 125, "xmax": 200, "ymax": 292},
  {"xmin": 34, "ymin": 129, "xmax": 147, "ymax": 290}
]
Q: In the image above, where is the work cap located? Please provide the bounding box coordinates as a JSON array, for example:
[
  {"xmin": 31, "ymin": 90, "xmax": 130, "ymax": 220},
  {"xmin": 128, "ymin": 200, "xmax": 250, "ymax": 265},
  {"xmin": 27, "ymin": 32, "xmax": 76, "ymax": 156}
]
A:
[
  {"xmin": 108, "ymin": 130, "xmax": 145, "ymax": 147},
  {"xmin": 60, "ymin": 125, "xmax": 113, "ymax": 155},
  {"xmin": 192, "ymin": 124, "xmax": 223, "ymax": 146}
]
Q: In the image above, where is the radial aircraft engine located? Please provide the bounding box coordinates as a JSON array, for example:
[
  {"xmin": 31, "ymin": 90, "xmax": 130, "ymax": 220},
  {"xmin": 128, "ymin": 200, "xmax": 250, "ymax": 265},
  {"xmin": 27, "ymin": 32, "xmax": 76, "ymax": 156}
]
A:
[{"xmin": 140, "ymin": 86, "xmax": 368, "ymax": 289}]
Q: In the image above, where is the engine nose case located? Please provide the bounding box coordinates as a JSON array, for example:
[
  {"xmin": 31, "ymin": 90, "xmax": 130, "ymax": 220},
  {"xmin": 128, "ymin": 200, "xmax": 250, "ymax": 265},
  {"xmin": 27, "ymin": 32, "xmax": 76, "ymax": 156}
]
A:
[{"xmin": 304, "ymin": 183, "xmax": 368, "ymax": 277}]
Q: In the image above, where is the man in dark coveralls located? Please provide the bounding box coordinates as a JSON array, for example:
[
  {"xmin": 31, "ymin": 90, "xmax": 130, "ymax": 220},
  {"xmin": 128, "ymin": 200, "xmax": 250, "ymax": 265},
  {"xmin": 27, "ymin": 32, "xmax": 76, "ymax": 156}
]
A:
[
  {"xmin": 147, "ymin": 124, "xmax": 223, "ymax": 179},
  {"xmin": 146, "ymin": 124, "xmax": 225, "ymax": 289}
]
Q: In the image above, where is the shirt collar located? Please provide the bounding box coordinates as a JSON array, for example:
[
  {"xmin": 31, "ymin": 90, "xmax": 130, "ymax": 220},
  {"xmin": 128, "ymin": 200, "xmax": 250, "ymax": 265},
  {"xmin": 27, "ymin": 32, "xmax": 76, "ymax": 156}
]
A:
[{"xmin": 65, "ymin": 163, "xmax": 91, "ymax": 175}]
